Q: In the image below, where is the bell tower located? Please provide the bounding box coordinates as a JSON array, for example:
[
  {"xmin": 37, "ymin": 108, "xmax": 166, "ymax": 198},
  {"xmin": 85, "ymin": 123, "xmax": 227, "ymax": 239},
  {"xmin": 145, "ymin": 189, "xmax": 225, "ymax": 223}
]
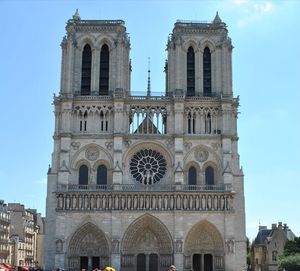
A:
[
  {"xmin": 60, "ymin": 9, "xmax": 131, "ymax": 97},
  {"xmin": 166, "ymin": 13, "xmax": 233, "ymax": 97}
]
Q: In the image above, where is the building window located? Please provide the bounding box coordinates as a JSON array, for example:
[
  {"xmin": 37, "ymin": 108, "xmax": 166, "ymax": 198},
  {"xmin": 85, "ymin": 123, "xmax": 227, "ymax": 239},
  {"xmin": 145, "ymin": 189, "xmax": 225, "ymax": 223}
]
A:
[
  {"xmin": 205, "ymin": 166, "xmax": 214, "ymax": 185},
  {"xmin": 188, "ymin": 166, "xmax": 197, "ymax": 186},
  {"xmin": 188, "ymin": 112, "xmax": 196, "ymax": 134},
  {"xmin": 81, "ymin": 44, "xmax": 92, "ymax": 95},
  {"xmin": 203, "ymin": 47, "xmax": 211, "ymax": 96},
  {"xmin": 187, "ymin": 46, "xmax": 195, "ymax": 96},
  {"xmin": 100, "ymin": 111, "xmax": 109, "ymax": 132},
  {"xmin": 97, "ymin": 165, "xmax": 107, "ymax": 186},
  {"xmin": 79, "ymin": 165, "xmax": 88, "ymax": 185},
  {"xmin": 272, "ymin": 251, "xmax": 277, "ymax": 262},
  {"xmin": 99, "ymin": 44, "xmax": 109, "ymax": 95},
  {"xmin": 79, "ymin": 111, "xmax": 88, "ymax": 132},
  {"xmin": 205, "ymin": 113, "xmax": 211, "ymax": 134},
  {"xmin": 130, "ymin": 149, "xmax": 167, "ymax": 184}
]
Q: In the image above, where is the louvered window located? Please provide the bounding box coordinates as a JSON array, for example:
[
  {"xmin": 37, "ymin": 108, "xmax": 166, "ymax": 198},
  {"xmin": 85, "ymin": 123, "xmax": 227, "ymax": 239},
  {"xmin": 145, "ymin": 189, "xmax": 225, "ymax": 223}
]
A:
[
  {"xmin": 81, "ymin": 44, "xmax": 92, "ymax": 95},
  {"xmin": 203, "ymin": 47, "xmax": 212, "ymax": 96},
  {"xmin": 187, "ymin": 46, "xmax": 195, "ymax": 96},
  {"xmin": 99, "ymin": 44, "xmax": 109, "ymax": 95}
]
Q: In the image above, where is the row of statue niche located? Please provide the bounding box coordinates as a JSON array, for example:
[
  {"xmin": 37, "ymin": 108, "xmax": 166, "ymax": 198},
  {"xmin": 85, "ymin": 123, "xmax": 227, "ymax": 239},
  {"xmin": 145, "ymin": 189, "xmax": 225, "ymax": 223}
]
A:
[{"xmin": 57, "ymin": 194, "xmax": 233, "ymax": 210}]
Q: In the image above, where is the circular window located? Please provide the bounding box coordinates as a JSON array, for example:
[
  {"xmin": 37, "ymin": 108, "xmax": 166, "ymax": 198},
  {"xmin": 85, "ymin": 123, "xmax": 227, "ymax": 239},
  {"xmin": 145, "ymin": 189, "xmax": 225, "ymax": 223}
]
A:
[{"xmin": 130, "ymin": 149, "xmax": 167, "ymax": 184}]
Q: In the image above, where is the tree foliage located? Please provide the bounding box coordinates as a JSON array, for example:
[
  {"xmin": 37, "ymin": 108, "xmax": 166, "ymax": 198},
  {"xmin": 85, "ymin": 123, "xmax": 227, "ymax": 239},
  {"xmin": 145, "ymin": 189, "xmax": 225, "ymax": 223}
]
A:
[
  {"xmin": 279, "ymin": 237, "xmax": 300, "ymax": 270},
  {"xmin": 279, "ymin": 254, "xmax": 300, "ymax": 271},
  {"xmin": 284, "ymin": 237, "xmax": 300, "ymax": 256}
]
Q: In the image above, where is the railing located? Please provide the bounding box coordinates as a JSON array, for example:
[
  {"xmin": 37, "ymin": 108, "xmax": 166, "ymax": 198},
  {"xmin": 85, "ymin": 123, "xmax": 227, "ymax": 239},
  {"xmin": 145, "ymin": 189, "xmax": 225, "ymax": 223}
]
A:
[
  {"xmin": 72, "ymin": 90, "xmax": 225, "ymax": 100},
  {"xmin": 77, "ymin": 20, "xmax": 125, "ymax": 26},
  {"xmin": 57, "ymin": 183, "xmax": 232, "ymax": 192}
]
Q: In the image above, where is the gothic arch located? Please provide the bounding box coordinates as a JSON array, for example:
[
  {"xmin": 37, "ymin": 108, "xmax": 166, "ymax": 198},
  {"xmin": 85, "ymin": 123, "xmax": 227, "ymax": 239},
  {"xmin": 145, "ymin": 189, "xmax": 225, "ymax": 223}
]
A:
[
  {"xmin": 77, "ymin": 36, "xmax": 95, "ymax": 50},
  {"xmin": 92, "ymin": 159, "xmax": 111, "ymax": 171},
  {"xmin": 70, "ymin": 143, "xmax": 113, "ymax": 170},
  {"xmin": 121, "ymin": 214, "xmax": 173, "ymax": 254},
  {"xmin": 184, "ymin": 220, "xmax": 224, "ymax": 255},
  {"xmin": 96, "ymin": 36, "xmax": 115, "ymax": 51},
  {"xmin": 183, "ymin": 39, "xmax": 199, "ymax": 52},
  {"xmin": 74, "ymin": 159, "xmax": 91, "ymax": 171},
  {"xmin": 67, "ymin": 222, "xmax": 110, "ymax": 270},
  {"xmin": 199, "ymin": 39, "xmax": 215, "ymax": 52},
  {"xmin": 183, "ymin": 144, "xmax": 222, "ymax": 170}
]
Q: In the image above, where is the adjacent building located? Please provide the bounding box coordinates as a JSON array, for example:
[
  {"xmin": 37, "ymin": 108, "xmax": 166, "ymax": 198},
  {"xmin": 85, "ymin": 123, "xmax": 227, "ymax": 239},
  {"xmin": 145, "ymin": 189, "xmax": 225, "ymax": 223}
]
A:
[
  {"xmin": 252, "ymin": 222, "xmax": 295, "ymax": 271},
  {"xmin": 45, "ymin": 11, "xmax": 247, "ymax": 271},
  {"xmin": 8, "ymin": 204, "xmax": 44, "ymax": 268},
  {"xmin": 0, "ymin": 200, "xmax": 10, "ymax": 264}
]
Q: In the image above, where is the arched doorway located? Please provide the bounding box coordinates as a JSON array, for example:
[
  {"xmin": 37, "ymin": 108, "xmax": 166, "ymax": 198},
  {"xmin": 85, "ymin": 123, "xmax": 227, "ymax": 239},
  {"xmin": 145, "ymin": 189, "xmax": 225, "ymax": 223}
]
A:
[
  {"xmin": 184, "ymin": 221, "xmax": 224, "ymax": 271},
  {"xmin": 121, "ymin": 214, "xmax": 173, "ymax": 271},
  {"xmin": 68, "ymin": 222, "xmax": 110, "ymax": 271}
]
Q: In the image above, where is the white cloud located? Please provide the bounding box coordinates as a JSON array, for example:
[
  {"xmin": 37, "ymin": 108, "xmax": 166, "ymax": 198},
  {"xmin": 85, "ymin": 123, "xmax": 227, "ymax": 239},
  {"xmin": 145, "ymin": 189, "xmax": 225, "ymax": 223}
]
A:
[
  {"xmin": 229, "ymin": 0, "xmax": 275, "ymax": 28},
  {"xmin": 253, "ymin": 2, "xmax": 274, "ymax": 13}
]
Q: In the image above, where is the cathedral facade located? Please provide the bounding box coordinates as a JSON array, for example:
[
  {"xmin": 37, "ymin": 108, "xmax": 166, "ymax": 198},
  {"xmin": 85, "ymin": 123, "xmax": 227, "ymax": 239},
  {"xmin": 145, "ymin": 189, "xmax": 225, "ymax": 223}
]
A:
[{"xmin": 45, "ymin": 11, "xmax": 246, "ymax": 271}]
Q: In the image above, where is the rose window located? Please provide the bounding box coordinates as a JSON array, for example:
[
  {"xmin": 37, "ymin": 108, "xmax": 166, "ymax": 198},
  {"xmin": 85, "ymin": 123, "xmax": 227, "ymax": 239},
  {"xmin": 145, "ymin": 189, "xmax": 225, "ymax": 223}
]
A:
[{"xmin": 130, "ymin": 149, "xmax": 167, "ymax": 184}]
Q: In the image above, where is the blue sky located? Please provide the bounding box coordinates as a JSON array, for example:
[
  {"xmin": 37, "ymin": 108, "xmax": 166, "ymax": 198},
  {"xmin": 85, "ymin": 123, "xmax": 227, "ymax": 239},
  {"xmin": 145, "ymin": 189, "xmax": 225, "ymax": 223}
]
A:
[{"xmin": 0, "ymin": 0, "xmax": 299, "ymax": 241}]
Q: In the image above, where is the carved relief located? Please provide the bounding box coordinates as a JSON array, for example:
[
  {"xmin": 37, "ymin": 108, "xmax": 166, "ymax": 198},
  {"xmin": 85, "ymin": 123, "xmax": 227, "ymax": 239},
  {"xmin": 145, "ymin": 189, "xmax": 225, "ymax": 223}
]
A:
[
  {"xmin": 105, "ymin": 141, "xmax": 113, "ymax": 150},
  {"xmin": 56, "ymin": 239, "xmax": 63, "ymax": 253},
  {"xmin": 112, "ymin": 239, "xmax": 120, "ymax": 253},
  {"xmin": 71, "ymin": 141, "xmax": 81, "ymax": 150},
  {"xmin": 226, "ymin": 239, "xmax": 235, "ymax": 253},
  {"xmin": 165, "ymin": 139, "xmax": 173, "ymax": 149},
  {"xmin": 124, "ymin": 139, "xmax": 131, "ymax": 148},
  {"xmin": 175, "ymin": 239, "xmax": 183, "ymax": 253},
  {"xmin": 184, "ymin": 141, "xmax": 192, "ymax": 151},
  {"xmin": 211, "ymin": 142, "xmax": 220, "ymax": 150},
  {"xmin": 85, "ymin": 147, "xmax": 100, "ymax": 161},
  {"xmin": 194, "ymin": 149, "xmax": 209, "ymax": 162}
]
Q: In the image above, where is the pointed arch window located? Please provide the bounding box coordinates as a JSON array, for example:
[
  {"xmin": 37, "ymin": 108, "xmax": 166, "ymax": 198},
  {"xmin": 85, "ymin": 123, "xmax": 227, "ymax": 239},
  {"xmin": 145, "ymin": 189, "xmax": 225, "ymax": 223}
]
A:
[
  {"xmin": 79, "ymin": 165, "xmax": 89, "ymax": 185},
  {"xmin": 188, "ymin": 166, "xmax": 197, "ymax": 187},
  {"xmin": 187, "ymin": 46, "xmax": 195, "ymax": 96},
  {"xmin": 205, "ymin": 166, "xmax": 214, "ymax": 185},
  {"xmin": 99, "ymin": 44, "xmax": 109, "ymax": 95},
  {"xmin": 205, "ymin": 113, "xmax": 212, "ymax": 134},
  {"xmin": 97, "ymin": 165, "xmax": 107, "ymax": 186},
  {"xmin": 81, "ymin": 44, "xmax": 92, "ymax": 95},
  {"xmin": 203, "ymin": 47, "xmax": 212, "ymax": 96},
  {"xmin": 188, "ymin": 112, "xmax": 196, "ymax": 134}
]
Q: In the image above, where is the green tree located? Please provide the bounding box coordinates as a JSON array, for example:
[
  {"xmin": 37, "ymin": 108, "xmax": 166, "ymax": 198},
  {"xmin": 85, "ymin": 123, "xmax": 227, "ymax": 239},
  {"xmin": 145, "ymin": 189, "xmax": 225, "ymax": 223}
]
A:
[
  {"xmin": 279, "ymin": 237, "xmax": 300, "ymax": 270},
  {"xmin": 284, "ymin": 237, "xmax": 300, "ymax": 256},
  {"xmin": 279, "ymin": 254, "xmax": 300, "ymax": 271}
]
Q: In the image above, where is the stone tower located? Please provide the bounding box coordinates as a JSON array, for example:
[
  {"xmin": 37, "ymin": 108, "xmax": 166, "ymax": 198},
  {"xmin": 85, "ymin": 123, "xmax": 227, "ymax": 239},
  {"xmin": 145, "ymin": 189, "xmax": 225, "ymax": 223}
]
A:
[{"xmin": 45, "ymin": 11, "xmax": 246, "ymax": 271}]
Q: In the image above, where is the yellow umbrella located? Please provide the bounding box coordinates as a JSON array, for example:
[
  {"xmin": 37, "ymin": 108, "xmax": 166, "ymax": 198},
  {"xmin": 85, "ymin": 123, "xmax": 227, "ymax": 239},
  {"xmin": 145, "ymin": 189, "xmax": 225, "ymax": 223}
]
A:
[{"xmin": 104, "ymin": 267, "xmax": 115, "ymax": 271}]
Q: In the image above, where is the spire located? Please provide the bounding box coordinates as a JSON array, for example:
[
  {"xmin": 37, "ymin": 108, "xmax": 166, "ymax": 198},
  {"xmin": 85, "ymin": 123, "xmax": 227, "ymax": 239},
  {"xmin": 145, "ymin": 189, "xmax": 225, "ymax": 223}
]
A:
[
  {"xmin": 73, "ymin": 9, "xmax": 81, "ymax": 21},
  {"xmin": 213, "ymin": 11, "xmax": 222, "ymax": 24},
  {"xmin": 147, "ymin": 57, "xmax": 151, "ymax": 97}
]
